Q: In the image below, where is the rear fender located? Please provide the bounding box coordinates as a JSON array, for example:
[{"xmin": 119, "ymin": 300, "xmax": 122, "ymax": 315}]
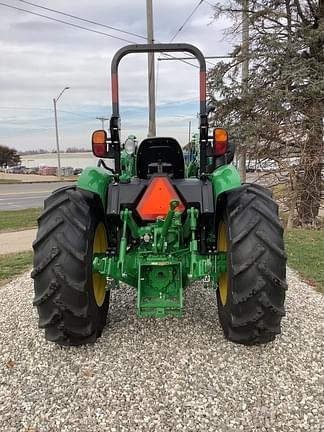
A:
[
  {"xmin": 77, "ymin": 166, "xmax": 114, "ymax": 209},
  {"xmin": 209, "ymin": 164, "xmax": 241, "ymax": 202}
]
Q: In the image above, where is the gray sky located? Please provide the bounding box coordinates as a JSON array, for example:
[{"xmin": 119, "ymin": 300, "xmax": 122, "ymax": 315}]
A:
[{"xmin": 0, "ymin": 0, "xmax": 231, "ymax": 151}]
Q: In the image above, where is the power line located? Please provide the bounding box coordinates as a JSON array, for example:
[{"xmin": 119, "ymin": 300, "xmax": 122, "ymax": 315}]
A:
[
  {"xmin": 2, "ymin": 0, "xmax": 215, "ymax": 112},
  {"xmin": 2, "ymin": 1, "xmax": 207, "ymax": 70},
  {"xmin": 159, "ymin": 52, "xmax": 199, "ymax": 68},
  {"xmin": 0, "ymin": 106, "xmax": 97, "ymax": 119},
  {"xmin": 0, "ymin": 2, "xmax": 134, "ymax": 43},
  {"xmin": 170, "ymin": 0, "xmax": 204, "ymax": 42},
  {"xmin": 166, "ymin": 0, "xmax": 216, "ymax": 66},
  {"xmin": 159, "ymin": 55, "xmax": 232, "ymax": 60},
  {"xmin": 96, "ymin": 116, "xmax": 109, "ymax": 129},
  {"xmin": 15, "ymin": 0, "xmax": 147, "ymax": 41},
  {"xmin": 3, "ymin": 1, "xmax": 201, "ymax": 70}
]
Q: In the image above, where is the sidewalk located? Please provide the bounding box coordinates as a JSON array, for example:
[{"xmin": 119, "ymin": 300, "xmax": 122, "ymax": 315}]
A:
[
  {"xmin": 0, "ymin": 173, "xmax": 76, "ymax": 183},
  {"xmin": 0, "ymin": 229, "xmax": 37, "ymax": 255}
]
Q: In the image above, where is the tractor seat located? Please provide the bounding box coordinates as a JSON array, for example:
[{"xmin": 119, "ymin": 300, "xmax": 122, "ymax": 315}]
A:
[{"xmin": 136, "ymin": 137, "xmax": 185, "ymax": 179}]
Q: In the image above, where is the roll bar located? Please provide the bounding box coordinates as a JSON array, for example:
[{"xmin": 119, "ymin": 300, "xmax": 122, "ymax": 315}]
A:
[{"xmin": 109, "ymin": 43, "xmax": 208, "ymax": 175}]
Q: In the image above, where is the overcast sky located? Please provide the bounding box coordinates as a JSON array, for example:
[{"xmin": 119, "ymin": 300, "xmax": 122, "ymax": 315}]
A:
[{"xmin": 0, "ymin": 0, "xmax": 232, "ymax": 151}]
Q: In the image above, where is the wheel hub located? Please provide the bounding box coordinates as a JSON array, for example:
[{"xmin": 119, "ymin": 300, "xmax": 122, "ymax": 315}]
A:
[
  {"xmin": 92, "ymin": 222, "xmax": 108, "ymax": 307},
  {"xmin": 217, "ymin": 221, "xmax": 228, "ymax": 306}
]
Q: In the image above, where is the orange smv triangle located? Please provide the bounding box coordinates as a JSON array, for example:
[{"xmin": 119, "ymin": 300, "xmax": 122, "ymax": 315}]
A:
[{"xmin": 136, "ymin": 176, "xmax": 185, "ymax": 221}]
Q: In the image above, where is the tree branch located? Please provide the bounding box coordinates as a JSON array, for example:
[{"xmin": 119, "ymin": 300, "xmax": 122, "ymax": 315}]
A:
[{"xmin": 294, "ymin": 0, "xmax": 310, "ymax": 24}]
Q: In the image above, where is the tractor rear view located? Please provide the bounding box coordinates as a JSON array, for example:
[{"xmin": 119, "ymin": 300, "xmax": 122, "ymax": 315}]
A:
[{"xmin": 32, "ymin": 44, "xmax": 286, "ymax": 346}]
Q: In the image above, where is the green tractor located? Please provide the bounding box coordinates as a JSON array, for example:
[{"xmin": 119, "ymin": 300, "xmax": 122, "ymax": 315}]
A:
[{"xmin": 32, "ymin": 44, "xmax": 286, "ymax": 346}]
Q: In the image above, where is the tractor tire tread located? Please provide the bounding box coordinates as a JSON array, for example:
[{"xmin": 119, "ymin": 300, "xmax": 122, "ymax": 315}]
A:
[
  {"xmin": 38, "ymin": 194, "xmax": 70, "ymax": 221},
  {"xmin": 232, "ymin": 244, "xmax": 266, "ymax": 276},
  {"xmin": 32, "ymin": 217, "xmax": 64, "ymax": 248},
  {"xmin": 55, "ymin": 233, "xmax": 85, "ymax": 262},
  {"xmin": 217, "ymin": 183, "xmax": 286, "ymax": 345},
  {"xmin": 30, "ymin": 247, "xmax": 60, "ymax": 278},
  {"xmin": 33, "ymin": 278, "xmax": 60, "ymax": 306},
  {"xmin": 32, "ymin": 186, "xmax": 109, "ymax": 346},
  {"xmin": 252, "ymin": 204, "xmax": 283, "ymax": 232},
  {"xmin": 38, "ymin": 308, "xmax": 62, "ymax": 328},
  {"xmin": 232, "ymin": 276, "xmax": 266, "ymax": 304},
  {"xmin": 256, "ymin": 230, "xmax": 287, "ymax": 259},
  {"xmin": 231, "ymin": 216, "xmax": 260, "ymax": 245},
  {"xmin": 52, "ymin": 265, "xmax": 86, "ymax": 293}
]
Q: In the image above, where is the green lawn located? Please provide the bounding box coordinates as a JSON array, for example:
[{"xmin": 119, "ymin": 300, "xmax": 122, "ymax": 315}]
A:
[
  {"xmin": 0, "ymin": 179, "xmax": 22, "ymax": 184},
  {"xmin": 0, "ymin": 208, "xmax": 322, "ymax": 294},
  {"xmin": 0, "ymin": 251, "xmax": 33, "ymax": 283},
  {"xmin": 285, "ymin": 229, "xmax": 324, "ymax": 293},
  {"xmin": 0, "ymin": 208, "xmax": 41, "ymax": 233}
]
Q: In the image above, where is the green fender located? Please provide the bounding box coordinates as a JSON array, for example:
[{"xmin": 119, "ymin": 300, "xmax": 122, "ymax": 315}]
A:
[
  {"xmin": 209, "ymin": 164, "xmax": 241, "ymax": 202},
  {"xmin": 77, "ymin": 166, "xmax": 114, "ymax": 209}
]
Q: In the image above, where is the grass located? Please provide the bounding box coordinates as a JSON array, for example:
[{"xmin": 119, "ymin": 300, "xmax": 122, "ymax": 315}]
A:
[
  {"xmin": 285, "ymin": 229, "xmax": 324, "ymax": 293},
  {"xmin": 0, "ymin": 251, "xmax": 33, "ymax": 283},
  {"xmin": 0, "ymin": 208, "xmax": 41, "ymax": 233},
  {"xmin": 0, "ymin": 207, "xmax": 322, "ymax": 294},
  {"xmin": 0, "ymin": 179, "xmax": 22, "ymax": 184},
  {"xmin": 271, "ymin": 182, "xmax": 288, "ymax": 200}
]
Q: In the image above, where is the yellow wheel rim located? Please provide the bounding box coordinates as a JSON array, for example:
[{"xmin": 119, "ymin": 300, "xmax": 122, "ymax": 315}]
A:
[
  {"xmin": 92, "ymin": 222, "xmax": 108, "ymax": 307},
  {"xmin": 217, "ymin": 221, "xmax": 228, "ymax": 306}
]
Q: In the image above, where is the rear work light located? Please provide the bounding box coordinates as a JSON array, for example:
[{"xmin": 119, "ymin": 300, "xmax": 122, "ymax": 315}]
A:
[
  {"xmin": 213, "ymin": 127, "xmax": 228, "ymax": 156},
  {"xmin": 92, "ymin": 130, "xmax": 108, "ymax": 157},
  {"xmin": 136, "ymin": 176, "xmax": 185, "ymax": 221}
]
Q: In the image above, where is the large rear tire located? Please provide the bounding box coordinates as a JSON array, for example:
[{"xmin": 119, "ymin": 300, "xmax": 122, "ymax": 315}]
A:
[
  {"xmin": 216, "ymin": 183, "xmax": 287, "ymax": 345},
  {"xmin": 31, "ymin": 186, "xmax": 110, "ymax": 346}
]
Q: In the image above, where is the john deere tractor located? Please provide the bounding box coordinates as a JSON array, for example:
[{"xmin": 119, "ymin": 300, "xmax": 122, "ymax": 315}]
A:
[{"xmin": 32, "ymin": 44, "xmax": 286, "ymax": 346}]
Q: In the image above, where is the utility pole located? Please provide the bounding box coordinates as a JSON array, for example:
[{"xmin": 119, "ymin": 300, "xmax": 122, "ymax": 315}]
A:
[
  {"xmin": 146, "ymin": 0, "xmax": 156, "ymax": 137},
  {"xmin": 53, "ymin": 86, "xmax": 70, "ymax": 180},
  {"xmin": 96, "ymin": 116, "xmax": 109, "ymax": 129},
  {"xmin": 238, "ymin": 0, "xmax": 249, "ymax": 182},
  {"xmin": 53, "ymin": 98, "xmax": 61, "ymax": 178}
]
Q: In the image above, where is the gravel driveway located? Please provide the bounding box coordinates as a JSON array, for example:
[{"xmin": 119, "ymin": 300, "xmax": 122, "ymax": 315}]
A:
[{"xmin": 0, "ymin": 269, "xmax": 323, "ymax": 432}]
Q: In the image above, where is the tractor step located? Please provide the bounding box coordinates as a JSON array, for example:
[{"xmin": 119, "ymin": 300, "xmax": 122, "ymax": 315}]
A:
[{"xmin": 137, "ymin": 260, "xmax": 183, "ymax": 318}]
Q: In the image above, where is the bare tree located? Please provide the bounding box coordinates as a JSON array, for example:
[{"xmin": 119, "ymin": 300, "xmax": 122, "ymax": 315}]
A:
[{"xmin": 0, "ymin": 145, "xmax": 20, "ymax": 167}]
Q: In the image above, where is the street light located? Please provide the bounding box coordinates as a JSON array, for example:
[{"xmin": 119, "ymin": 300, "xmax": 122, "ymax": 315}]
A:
[{"xmin": 53, "ymin": 86, "xmax": 70, "ymax": 179}]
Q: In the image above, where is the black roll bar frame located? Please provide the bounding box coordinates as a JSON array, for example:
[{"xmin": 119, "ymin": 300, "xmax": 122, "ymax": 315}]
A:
[{"xmin": 109, "ymin": 43, "xmax": 208, "ymax": 175}]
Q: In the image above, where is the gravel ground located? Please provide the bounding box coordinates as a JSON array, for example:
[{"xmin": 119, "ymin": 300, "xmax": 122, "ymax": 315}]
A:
[{"xmin": 0, "ymin": 269, "xmax": 323, "ymax": 432}]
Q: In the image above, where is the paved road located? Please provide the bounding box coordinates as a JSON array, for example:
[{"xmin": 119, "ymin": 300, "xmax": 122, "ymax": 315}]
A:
[
  {"xmin": 0, "ymin": 175, "xmax": 270, "ymax": 211},
  {"xmin": 0, "ymin": 182, "xmax": 74, "ymax": 210}
]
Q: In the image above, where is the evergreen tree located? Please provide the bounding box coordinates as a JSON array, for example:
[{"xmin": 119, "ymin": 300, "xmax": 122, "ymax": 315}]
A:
[{"xmin": 208, "ymin": 0, "xmax": 323, "ymax": 225}]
